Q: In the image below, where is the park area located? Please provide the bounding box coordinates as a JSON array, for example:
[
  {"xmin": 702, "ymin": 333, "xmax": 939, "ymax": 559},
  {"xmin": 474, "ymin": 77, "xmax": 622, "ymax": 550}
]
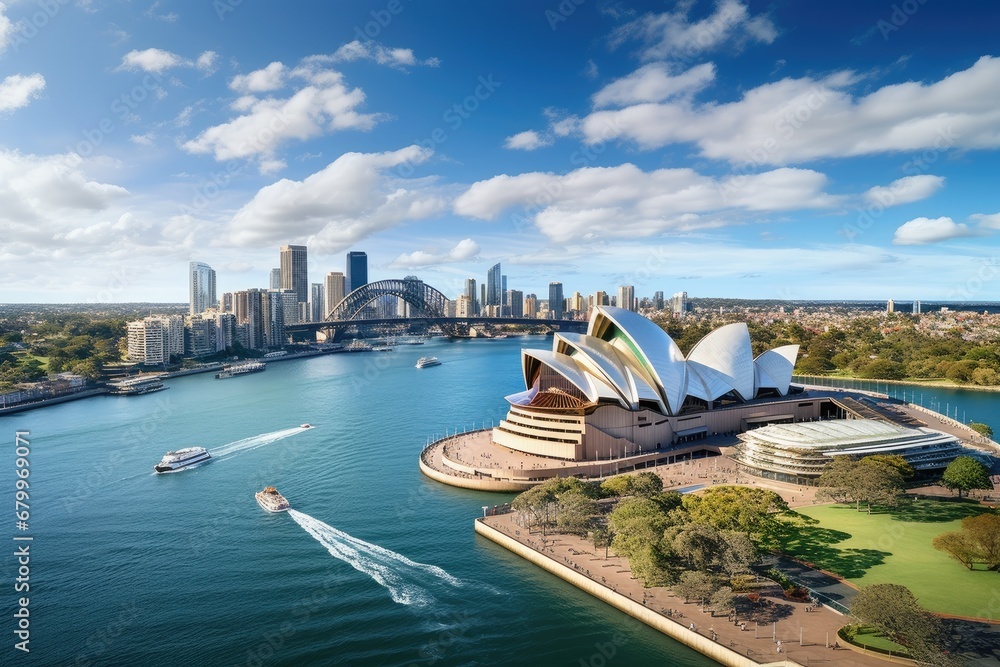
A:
[{"xmin": 777, "ymin": 498, "xmax": 1000, "ymax": 619}]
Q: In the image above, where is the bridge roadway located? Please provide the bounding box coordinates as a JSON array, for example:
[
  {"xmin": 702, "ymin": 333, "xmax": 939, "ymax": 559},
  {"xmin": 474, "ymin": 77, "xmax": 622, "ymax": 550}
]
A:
[{"xmin": 285, "ymin": 316, "xmax": 589, "ymax": 337}]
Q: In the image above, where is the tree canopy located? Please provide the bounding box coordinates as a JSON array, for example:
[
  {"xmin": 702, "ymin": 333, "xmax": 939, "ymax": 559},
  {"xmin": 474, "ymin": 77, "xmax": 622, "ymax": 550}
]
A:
[{"xmin": 940, "ymin": 456, "xmax": 992, "ymax": 497}]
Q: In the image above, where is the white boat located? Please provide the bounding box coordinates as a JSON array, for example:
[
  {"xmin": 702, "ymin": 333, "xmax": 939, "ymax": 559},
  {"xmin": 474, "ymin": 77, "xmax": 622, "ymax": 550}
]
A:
[
  {"xmin": 415, "ymin": 356, "xmax": 441, "ymax": 368},
  {"xmin": 154, "ymin": 446, "xmax": 211, "ymax": 473},
  {"xmin": 255, "ymin": 486, "xmax": 290, "ymax": 513},
  {"xmin": 215, "ymin": 361, "xmax": 266, "ymax": 379},
  {"xmin": 109, "ymin": 376, "xmax": 167, "ymax": 396}
]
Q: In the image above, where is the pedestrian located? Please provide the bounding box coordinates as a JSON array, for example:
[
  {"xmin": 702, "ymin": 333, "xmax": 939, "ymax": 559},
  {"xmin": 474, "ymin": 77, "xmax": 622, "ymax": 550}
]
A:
[
  {"xmin": 776, "ymin": 640, "xmax": 782, "ymax": 653},
  {"xmin": 689, "ymin": 622, "xmax": 696, "ymax": 631}
]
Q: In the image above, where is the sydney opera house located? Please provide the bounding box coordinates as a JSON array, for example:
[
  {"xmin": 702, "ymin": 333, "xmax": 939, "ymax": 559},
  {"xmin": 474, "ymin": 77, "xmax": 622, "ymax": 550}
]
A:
[{"xmin": 491, "ymin": 306, "xmax": 824, "ymax": 461}]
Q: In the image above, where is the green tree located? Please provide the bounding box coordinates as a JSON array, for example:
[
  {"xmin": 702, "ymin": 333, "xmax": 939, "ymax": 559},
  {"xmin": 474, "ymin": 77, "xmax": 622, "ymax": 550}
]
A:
[
  {"xmin": 683, "ymin": 486, "xmax": 788, "ymax": 544},
  {"xmin": 673, "ymin": 570, "xmax": 718, "ymax": 606},
  {"xmin": 600, "ymin": 474, "xmax": 633, "ymax": 498},
  {"xmin": 556, "ymin": 492, "xmax": 597, "ymax": 536},
  {"xmin": 630, "ymin": 471, "xmax": 663, "ymax": 497},
  {"xmin": 671, "ymin": 523, "xmax": 724, "ymax": 573},
  {"xmin": 591, "ymin": 526, "xmax": 612, "ymax": 559},
  {"xmin": 969, "ymin": 422, "xmax": 994, "ymax": 437},
  {"xmin": 941, "ymin": 456, "xmax": 991, "ymax": 498},
  {"xmin": 850, "ymin": 584, "xmax": 946, "ymax": 662},
  {"xmin": 934, "ymin": 513, "xmax": 1000, "ymax": 570},
  {"xmin": 709, "ymin": 586, "xmax": 736, "ymax": 617}
]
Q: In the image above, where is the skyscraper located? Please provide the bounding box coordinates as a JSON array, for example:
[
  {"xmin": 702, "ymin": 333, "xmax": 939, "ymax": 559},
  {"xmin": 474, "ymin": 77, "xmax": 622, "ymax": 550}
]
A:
[
  {"xmin": 672, "ymin": 291, "xmax": 689, "ymax": 318},
  {"xmin": 310, "ymin": 283, "xmax": 325, "ymax": 323},
  {"xmin": 464, "ymin": 278, "xmax": 478, "ymax": 315},
  {"xmin": 887, "ymin": 299, "xmax": 895, "ymax": 313},
  {"xmin": 618, "ymin": 285, "xmax": 635, "ymax": 312},
  {"xmin": 269, "ymin": 268, "xmax": 281, "ymax": 290},
  {"xmin": 346, "ymin": 251, "xmax": 368, "ymax": 294},
  {"xmin": 189, "ymin": 261, "xmax": 216, "ymax": 315},
  {"xmin": 487, "ymin": 262, "xmax": 502, "ymax": 308},
  {"xmin": 548, "ymin": 282, "xmax": 564, "ymax": 320},
  {"xmin": 508, "ymin": 290, "xmax": 523, "ymax": 318},
  {"xmin": 912, "ymin": 300, "xmax": 921, "ymax": 314},
  {"xmin": 279, "ymin": 245, "xmax": 308, "ymax": 305},
  {"xmin": 325, "ymin": 271, "xmax": 345, "ymax": 318},
  {"xmin": 524, "ymin": 294, "xmax": 537, "ymax": 318},
  {"xmin": 234, "ymin": 288, "xmax": 266, "ymax": 350},
  {"xmin": 654, "ymin": 291, "xmax": 665, "ymax": 310}
]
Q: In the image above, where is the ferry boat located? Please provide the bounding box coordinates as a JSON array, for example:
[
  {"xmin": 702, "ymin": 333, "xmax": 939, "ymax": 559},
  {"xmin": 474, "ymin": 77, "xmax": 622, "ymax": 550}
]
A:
[
  {"xmin": 215, "ymin": 361, "xmax": 266, "ymax": 379},
  {"xmin": 109, "ymin": 376, "xmax": 167, "ymax": 396},
  {"xmin": 415, "ymin": 356, "xmax": 441, "ymax": 368},
  {"xmin": 154, "ymin": 446, "xmax": 211, "ymax": 473},
  {"xmin": 255, "ymin": 486, "xmax": 290, "ymax": 513}
]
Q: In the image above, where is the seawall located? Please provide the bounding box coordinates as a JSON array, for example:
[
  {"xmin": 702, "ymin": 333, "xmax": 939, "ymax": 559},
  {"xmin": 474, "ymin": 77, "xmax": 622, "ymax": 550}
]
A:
[{"xmin": 474, "ymin": 518, "xmax": 803, "ymax": 667}]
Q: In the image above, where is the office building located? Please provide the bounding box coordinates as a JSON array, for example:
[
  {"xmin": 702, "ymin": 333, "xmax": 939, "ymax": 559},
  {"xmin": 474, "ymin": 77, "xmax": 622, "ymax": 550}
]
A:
[
  {"xmin": 279, "ymin": 245, "xmax": 309, "ymax": 307},
  {"xmin": 913, "ymin": 300, "xmax": 921, "ymax": 314},
  {"xmin": 464, "ymin": 278, "xmax": 478, "ymax": 315},
  {"xmin": 524, "ymin": 294, "xmax": 537, "ymax": 319},
  {"xmin": 269, "ymin": 268, "xmax": 281, "ymax": 290},
  {"xmin": 310, "ymin": 283, "xmax": 324, "ymax": 323},
  {"xmin": 886, "ymin": 299, "xmax": 895, "ymax": 314},
  {"xmin": 671, "ymin": 291, "xmax": 690, "ymax": 318},
  {"xmin": 189, "ymin": 261, "xmax": 216, "ymax": 315},
  {"xmin": 654, "ymin": 291, "xmax": 665, "ymax": 311},
  {"xmin": 456, "ymin": 294, "xmax": 474, "ymax": 317},
  {"xmin": 548, "ymin": 282, "xmax": 564, "ymax": 320},
  {"xmin": 346, "ymin": 251, "xmax": 368, "ymax": 294},
  {"xmin": 325, "ymin": 272, "xmax": 345, "ymax": 319},
  {"xmin": 234, "ymin": 289, "xmax": 266, "ymax": 350},
  {"xmin": 487, "ymin": 262, "xmax": 502, "ymax": 308},
  {"xmin": 264, "ymin": 290, "xmax": 285, "ymax": 348},
  {"xmin": 507, "ymin": 290, "xmax": 523, "ymax": 318},
  {"xmin": 618, "ymin": 285, "xmax": 635, "ymax": 312},
  {"xmin": 481, "ymin": 284, "xmax": 487, "ymax": 314}
]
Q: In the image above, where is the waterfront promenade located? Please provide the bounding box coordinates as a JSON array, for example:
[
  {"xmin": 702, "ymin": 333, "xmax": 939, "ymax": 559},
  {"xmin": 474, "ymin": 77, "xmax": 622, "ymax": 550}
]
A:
[{"xmin": 477, "ymin": 511, "xmax": 896, "ymax": 667}]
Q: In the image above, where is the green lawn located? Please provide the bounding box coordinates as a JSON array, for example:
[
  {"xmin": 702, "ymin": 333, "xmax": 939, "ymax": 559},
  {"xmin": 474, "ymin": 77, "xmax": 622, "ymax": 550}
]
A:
[
  {"xmin": 777, "ymin": 500, "xmax": 1000, "ymax": 619},
  {"xmin": 849, "ymin": 628, "xmax": 911, "ymax": 656}
]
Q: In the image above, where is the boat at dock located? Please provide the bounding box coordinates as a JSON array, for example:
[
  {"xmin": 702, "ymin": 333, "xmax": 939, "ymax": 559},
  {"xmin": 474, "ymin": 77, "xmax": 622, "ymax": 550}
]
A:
[
  {"xmin": 255, "ymin": 486, "xmax": 290, "ymax": 512},
  {"xmin": 108, "ymin": 376, "xmax": 167, "ymax": 396},
  {"xmin": 215, "ymin": 361, "xmax": 266, "ymax": 379},
  {"xmin": 154, "ymin": 446, "xmax": 211, "ymax": 473}
]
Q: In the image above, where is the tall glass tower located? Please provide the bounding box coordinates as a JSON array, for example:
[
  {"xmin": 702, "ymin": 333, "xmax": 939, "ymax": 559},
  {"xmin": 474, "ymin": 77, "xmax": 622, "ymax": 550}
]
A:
[
  {"xmin": 487, "ymin": 262, "xmax": 502, "ymax": 308},
  {"xmin": 189, "ymin": 261, "xmax": 216, "ymax": 315},
  {"xmin": 548, "ymin": 282, "xmax": 564, "ymax": 320},
  {"xmin": 346, "ymin": 251, "xmax": 368, "ymax": 294}
]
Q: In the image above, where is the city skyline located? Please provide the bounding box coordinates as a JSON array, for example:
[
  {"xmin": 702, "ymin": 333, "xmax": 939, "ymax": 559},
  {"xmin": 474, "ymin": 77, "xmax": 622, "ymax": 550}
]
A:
[{"xmin": 4, "ymin": 2, "xmax": 1000, "ymax": 302}]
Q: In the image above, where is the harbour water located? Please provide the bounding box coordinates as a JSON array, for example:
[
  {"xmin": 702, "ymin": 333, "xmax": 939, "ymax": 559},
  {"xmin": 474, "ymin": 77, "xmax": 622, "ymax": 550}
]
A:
[{"xmin": 1, "ymin": 336, "xmax": 721, "ymax": 667}]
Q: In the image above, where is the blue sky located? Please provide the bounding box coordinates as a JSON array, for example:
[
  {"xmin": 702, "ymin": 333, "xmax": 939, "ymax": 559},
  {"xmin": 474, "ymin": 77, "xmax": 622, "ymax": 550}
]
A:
[{"xmin": 2, "ymin": 0, "xmax": 1000, "ymax": 303}]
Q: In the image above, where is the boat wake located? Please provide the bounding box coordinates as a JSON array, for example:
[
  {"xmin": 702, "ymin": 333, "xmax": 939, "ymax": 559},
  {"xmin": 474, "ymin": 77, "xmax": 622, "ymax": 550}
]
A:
[
  {"xmin": 212, "ymin": 426, "xmax": 308, "ymax": 459},
  {"xmin": 288, "ymin": 509, "xmax": 461, "ymax": 606}
]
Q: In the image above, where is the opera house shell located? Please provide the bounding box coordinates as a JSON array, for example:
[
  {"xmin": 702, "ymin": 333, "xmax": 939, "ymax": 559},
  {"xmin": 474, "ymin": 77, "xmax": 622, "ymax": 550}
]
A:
[{"xmin": 492, "ymin": 306, "xmax": 807, "ymax": 461}]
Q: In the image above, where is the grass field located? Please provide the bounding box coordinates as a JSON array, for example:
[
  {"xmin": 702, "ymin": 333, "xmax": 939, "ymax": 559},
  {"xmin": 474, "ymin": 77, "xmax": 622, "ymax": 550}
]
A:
[{"xmin": 777, "ymin": 500, "xmax": 1000, "ymax": 619}]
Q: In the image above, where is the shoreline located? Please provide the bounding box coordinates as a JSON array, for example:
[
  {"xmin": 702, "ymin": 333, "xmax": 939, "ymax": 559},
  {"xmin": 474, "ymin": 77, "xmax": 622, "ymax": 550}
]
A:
[
  {"xmin": 793, "ymin": 374, "xmax": 1000, "ymax": 394},
  {"xmin": 474, "ymin": 514, "xmax": 897, "ymax": 667}
]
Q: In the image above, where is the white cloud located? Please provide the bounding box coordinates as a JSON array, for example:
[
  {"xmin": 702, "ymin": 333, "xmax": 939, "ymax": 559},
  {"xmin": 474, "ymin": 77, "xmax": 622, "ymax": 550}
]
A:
[
  {"xmin": 196, "ymin": 51, "xmax": 219, "ymax": 75},
  {"xmin": 226, "ymin": 145, "xmax": 446, "ymax": 250},
  {"xmin": 454, "ymin": 163, "xmax": 837, "ymax": 243},
  {"xmin": 185, "ymin": 62, "xmax": 383, "ymax": 171},
  {"xmin": 503, "ymin": 130, "xmax": 552, "ymax": 151},
  {"xmin": 117, "ymin": 48, "xmax": 189, "ymax": 73},
  {"xmin": 611, "ymin": 0, "xmax": 777, "ymax": 61},
  {"xmin": 0, "ymin": 74, "xmax": 45, "ymax": 112},
  {"xmin": 970, "ymin": 212, "xmax": 1000, "ymax": 229},
  {"xmin": 892, "ymin": 216, "xmax": 975, "ymax": 245},
  {"xmin": 593, "ymin": 62, "xmax": 715, "ymax": 108},
  {"xmin": 0, "ymin": 3, "xmax": 14, "ymax": 55},
  {"xmin": 579, "ymin": 56, "xmax": 1000, "ymax": 165},
  {"xmin": 130, "ymin": 133, "xmax": 155, "ymax": 146},
  {"xmin": 864, "ymin": 175, "xmax": 945, "ymax": 206},
  {"xmin": 0, "ymin": 151, "xmax": 129, "ymax": 224},
  {"xmin": 229, "ymin": 62, "xmax": 286, "ymax": 93},
  {"xmin": 330, "ymin": 40, "xmax": 440, "ymax": 69},
  {"xmin": 390, "ymin": 238, "xmax": 480, "ymax": 268}
]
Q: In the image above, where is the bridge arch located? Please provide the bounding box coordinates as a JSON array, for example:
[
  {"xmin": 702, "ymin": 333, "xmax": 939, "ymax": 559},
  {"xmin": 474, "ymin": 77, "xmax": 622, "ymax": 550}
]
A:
[{"xmin": 326, "ymin": 278, "xmax": 449, "ymax": 321}]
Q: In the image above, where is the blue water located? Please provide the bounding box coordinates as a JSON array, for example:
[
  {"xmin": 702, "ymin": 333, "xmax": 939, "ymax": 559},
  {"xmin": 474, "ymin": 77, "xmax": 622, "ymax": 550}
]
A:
[{"xmin": 1, "ymin": 337, "xmax": 720, "ymax": 667}]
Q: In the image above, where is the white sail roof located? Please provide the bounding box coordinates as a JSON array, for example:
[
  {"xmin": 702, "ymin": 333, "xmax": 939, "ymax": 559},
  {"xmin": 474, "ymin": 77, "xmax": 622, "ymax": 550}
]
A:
[
  {"xmin": 685, "ymin": 323, "xmax": 755, "ymax": 401},
  {"xmin": 521, "ymin": 349, "xmax": 625, "ymax": 407},
  {"xmin": 754, "ymin": 345, "xmax": 799, "ymax": 395}
]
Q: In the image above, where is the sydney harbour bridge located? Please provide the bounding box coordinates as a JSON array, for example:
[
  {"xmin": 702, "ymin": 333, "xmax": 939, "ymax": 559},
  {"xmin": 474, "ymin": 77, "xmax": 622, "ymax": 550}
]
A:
[{"xmin": 284, "ymin": 277, "xmax": 587, "ymax": 342}]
